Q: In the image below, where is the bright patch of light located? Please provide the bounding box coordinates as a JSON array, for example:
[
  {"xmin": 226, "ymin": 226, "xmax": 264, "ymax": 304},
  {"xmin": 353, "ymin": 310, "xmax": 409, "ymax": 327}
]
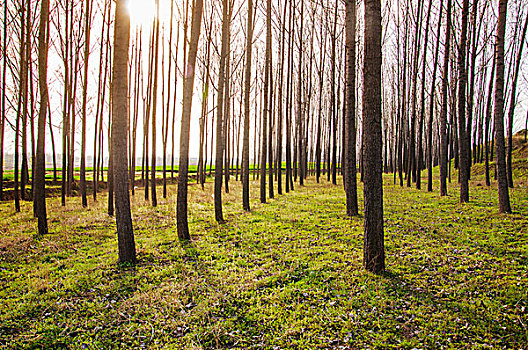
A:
[{"xmin": 127, "ymin": 0, "xmax": 156, "ymax": 28}]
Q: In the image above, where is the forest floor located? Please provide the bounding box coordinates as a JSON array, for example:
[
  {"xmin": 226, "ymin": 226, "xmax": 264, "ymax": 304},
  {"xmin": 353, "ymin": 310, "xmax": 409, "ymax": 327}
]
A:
[{"xmin": 1, "ymin": 158, "xmax": 528, "ymax": 349}]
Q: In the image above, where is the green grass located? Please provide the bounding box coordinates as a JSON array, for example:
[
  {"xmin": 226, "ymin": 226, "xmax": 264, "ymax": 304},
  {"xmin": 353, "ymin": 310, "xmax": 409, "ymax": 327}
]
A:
[{"xmin": 0, "ymin": 166, "xmax": 527, "ymax": 349}]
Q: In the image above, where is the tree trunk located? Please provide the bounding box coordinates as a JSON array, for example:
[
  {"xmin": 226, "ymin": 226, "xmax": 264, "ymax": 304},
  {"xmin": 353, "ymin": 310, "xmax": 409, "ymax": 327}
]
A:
[
  {"xmin": 214, "ymin": 0, "xmax": 230, "ymax": 222},
  {"xmin": 345, "ymin": 0, "xmax": 358, "ymax": 216},
  {"xmin": 506, "ymin": 10, "xmax": 528, "ymax": 187},
  {"xmin": 0, "ymin": 0, "xmax": 6, "ymax": 201},
  {"xmin": 177, "ymin": 0, "xmax": 204, "ymax": 240},
  {"xmin": 427, "ymin": 0, "xmax": 443, "ymax": 192},
  {"xmin": 363, "ymin": 0, "xmax": 384, "ymax": 274},
  {"xmin": 457, "ymin": 0, "xmax": 470, "ymax": 203},
  {"xmin": 484, "ymin": 56, "xmax": 496, "ymax": 187},
  {"xmin": 80, "ymin": 0, "xmax": 92, "ymax": 208},
  {"xmin": 260, "ymin": 0, "xmax": 272, "ymax": 203},
  {"xmin": 34, "ymin": 0, "xmax": 50, "ymax": 235},
  {"xmin": 112, "ymin": 0, "xmax": 136, "ymax": 263},
  {"xmin": 439, "ymin": 0, "xmax": 452, "ymax": 196},
  {"xmin": 417, "ymin": 0, "xmax": 433, "ymax": 190},
  {"xmin": 150, "ymin": 0, "xmax": 160, "ymax": 207},
  {"xmin": 494, "ymin": 0, "xmax": 511, "ymax": 214},
  {"xmin": 242, "ymin": 0, "xmax": 254, "ymax": 211}
]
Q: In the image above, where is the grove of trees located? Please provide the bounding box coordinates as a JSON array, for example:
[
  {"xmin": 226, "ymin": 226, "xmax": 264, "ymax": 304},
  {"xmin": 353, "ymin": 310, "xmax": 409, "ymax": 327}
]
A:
[{"xmin": 1, "ymin": 0, "xmax": 528, "ymax": 271}]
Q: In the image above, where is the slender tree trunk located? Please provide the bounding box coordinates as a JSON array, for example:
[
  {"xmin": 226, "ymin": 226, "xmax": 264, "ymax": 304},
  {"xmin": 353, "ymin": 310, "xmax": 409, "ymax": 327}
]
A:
[
  {"xmin": 427, "ymin": 0, "xmax": 443, "ymax": 192},
  {"xmin": 214, "ymin": 0, "xmax": 230, "ymax": 222},
  {"xmin": 345, "ymin": 0, "xmax": 358, "ymax": 216},
  {"xmin": 407, "ymin": 0, "xmax": 423, "ymax": 187},
  {"xmin": 276, "ymin": 0, "xmax": 287, "ymax": 196},
  {"xmin": 506, "ymin": 10, "xmax": 528, "ymax": 188},
  {"xmin": 330, "ymin": 2, "xmax": 338, "ymax": 186},
  {"xmin": 297, "ymin": 0, "xmax": 305, "ymax": 187},
  {"xmin": 363, "ymin": 0, "xmax": 384, "ymax": 274},
  {"xmin": 260, "ymin": 0, "xmax": 272, "ymax": 203},
  {"xmin": 494, "ymin": 0, "xmax": 511, "ymax": 214},
  {"xmin": 21, "ymin": 0, "xmax": 30, "ymax": 202},
  {"xmin": 285, "ymin": 0, "xmax": 294, "ymax": 192},
  {"xmin": 80, "ymin": 0, "xmax": 92, "ymax": 208},
  {"xmin": 439, "ymin": 0, "xmax": 452, "ymax": 196},
  {"xmin": 111, "ymin": 0, "xmax": 136, "ymax": 263},
  {"xmin": 34, "ymin": 0, "xmax": 50, "ymax": 235},
  {"xmin": 484, "ymin": 57, "xmax": 496, "ymax": 187},
  {"xmin": 465, "ymin": 0, "xmax": 480, "ymax": 179},
  {"xmin": 150, "ymin": 0, "xmax": 160, "ymax": 207},
  {"xmin": 177, "ymin": 0, "xmax": 204, "ymax": 240},
  {"xmin": 15, "ymin": 0, "xmax": 28, "ymax": 212},
  {"xmin": 457, "ymin": 0, "xmax": 470, "ymax": 203},
  {"xmin": 0, "ymin": 0, "xmax": 6, "ymax": 201},
  {"xmin": 223, "ymin": 26, "xmax": 232, "ymax": 194},
  {"xmin": 242, "ymin": 0, "xmax": 254, "ymax": 211},
  {"xmin": 417, "ymin": 0, "xmax": 433, "ymax": 190}
]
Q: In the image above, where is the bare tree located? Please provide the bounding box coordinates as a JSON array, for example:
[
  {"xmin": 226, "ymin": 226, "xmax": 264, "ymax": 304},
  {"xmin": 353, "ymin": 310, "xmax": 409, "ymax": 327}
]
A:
[
  {"xmin": 344, "ymin": 0, "xmax": 358, "ymax": 216},
  {"xmin": 439, "ymin": 0, "xmax": 452, "ymax": 196},
  {"xmin": 363, "ymin": 0, "xmax": 385, "ymax": 273},
  {"xmin": 112, "ymin": 0, "xmax": 136, "ymax": 263},
  {"xmin": 494, "ymin": 0, "xmax": 511, "ymax": 214},
  {"xmin": 457, "ymin": 0, "xmax": 470, "ymax": 203},
  {"xmin": 242, "ymin": 0, "xmax": 254, "ymax": 211},
  {"xmin": 214, "ymin": 0, "xmax": 230, "ymax": 222},
  {"xmin": 176, "ymin": 0, "xmax": 204, "ymax": 240},
  {"xmin": 506, "ymin": 10, "xmax": 528, "ymax": 187},
  {"xmin": 80, "ymin": 0, "xmax": 93, "ymax": 208},
  {"xmin": 34, "ymin": 0, "xmax": 50, "ymax": 236}
]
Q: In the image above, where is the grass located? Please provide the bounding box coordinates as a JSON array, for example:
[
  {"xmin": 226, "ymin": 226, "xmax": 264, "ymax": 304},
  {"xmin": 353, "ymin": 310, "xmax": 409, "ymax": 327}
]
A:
[{"xmin": 0, "ymin": 165, "xmax": 527, "ymax": 349}]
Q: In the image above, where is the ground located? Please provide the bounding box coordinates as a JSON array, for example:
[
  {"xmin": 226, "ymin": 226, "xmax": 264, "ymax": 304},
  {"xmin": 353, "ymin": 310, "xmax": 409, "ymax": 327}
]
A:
[{"xmin": 0, "ymin": 163, "xmax": 527, "ymax": 349}]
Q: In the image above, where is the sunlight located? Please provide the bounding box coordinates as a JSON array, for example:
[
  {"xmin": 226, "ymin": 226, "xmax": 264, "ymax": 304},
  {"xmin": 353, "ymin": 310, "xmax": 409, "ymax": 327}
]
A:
[{"xmin": 126, "ymin": 0, "xmax": 156, "ymax": 28}]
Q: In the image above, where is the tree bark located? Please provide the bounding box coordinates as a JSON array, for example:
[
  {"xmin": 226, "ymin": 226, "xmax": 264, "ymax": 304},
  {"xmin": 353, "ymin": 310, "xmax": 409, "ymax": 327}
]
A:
[
  {"xmin": 506, "ymin": 10, "xmax": 528, "ymax": 187},
  {"xmin": 177, "ymin": 0, "xmax": 204, "ymax": 240},
  {"xmin": 242, "ymin": 0, "xmax": 254, "ymax": 211},
  {"xmin": 457, "ymin": 0, "xmax": 470, "ymax": 203},
  {"xmin": 80, "ymin": 0, "xmax": 92, "ymax": 208},
  {"xmin": 260, "ymin": 0, "xmax": 272, "ymax": 203},
  {"xmin": 494, "ymin": 0, "xmax": 511, "ymax": 214},
  {"xmin": 439, "ymin": 0, "xmax": 452, "ymax": 197},
  {"xmin": 214, "ymin": 0, "xmax": 230, "ymax": 222},
  {"xmin": 427, "ymin": 0, "xmax": 443, "ymax": 192},
  {"xmin": 345, "ymin": 0, "xmax": 358, "ymax": 216},
  {"xmin": 150, "ymin": 0, "xmax": 160, "ymax": 207},
  {"xmin": 112, "ymin": 0, "xmax": 136, "ymax": 263},
  {"xmin": 34, "ymin": 0, "xmax": 50, "ymax": 235},
  {"xmin": 363, "ymin": 0, "xmax": 384, "ymax": 274}
]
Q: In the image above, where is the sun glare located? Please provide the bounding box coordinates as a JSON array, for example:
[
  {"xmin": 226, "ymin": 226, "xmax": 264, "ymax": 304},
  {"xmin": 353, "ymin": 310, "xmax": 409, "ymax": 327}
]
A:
[{"xmin": 126, "ymin": 0, "xmax": 156, "ymax": 28}]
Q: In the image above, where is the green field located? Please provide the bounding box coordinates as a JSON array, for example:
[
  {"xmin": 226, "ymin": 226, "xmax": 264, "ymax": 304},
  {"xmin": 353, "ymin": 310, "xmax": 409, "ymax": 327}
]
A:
[{"xmin": 1, "ymin": 153, "xmax": 527, "ymax": 348}]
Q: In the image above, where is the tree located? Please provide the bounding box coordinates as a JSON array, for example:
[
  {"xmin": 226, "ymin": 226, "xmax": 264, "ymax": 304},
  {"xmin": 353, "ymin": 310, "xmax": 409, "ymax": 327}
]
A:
[
  {"xmin": 80, "ymin": 0, "xmax": 93, "ymax": 208},
  {"xmin": 506, "ymin": 10, "xmax": 528, "ymax": 188},
  {"xmin": 112, "ymin": 0, "xmax": 136, "ymax": 263},
  {"xmin": 416, "ymin": 0, "xmax": 433, "ymax": 190},
  {"xmin": 439, "ymin": 0, "xmax": 452, "ymax": 197},
  {"xmin": 427, "ymin": 0, "xmax": 444, "ymax": 192},
  {"xmin": 242, "ymin": 0, "xmax": 254, "ymax": 211},
  {"xmin": 260, "ymin": 0, "xmax": 272, "ymax": 203},
  {"xmin": 457, "ymin": 0, "xmax": 470, "ymax": 203},
  {"xmin": 150, "ymin": 0, "xmax": 160, "ymax": 207},
  {"xmin": 34, "ymin": 0, "xmax": 50, "ymax": 236},
  {"xmin": 214, "ymin": 0, "xmax": 230, "ymax": 222},
  {"xmin": 363, "ymin": 0, "xmax": 384, "ymax": 273},
  {"xmin": 344, "ymin": 0, "xmax": 358, "ymax": 216},
  {"xmin": 0, "ymin": 0, "xmax": 6, "ymax": 201},
  {"xmin": 494, "ymin": 0, "xmax": 511, "ymax": 214},
  {"xmin": 176, "ymin": 0, "xmax": 204, "ymax": 241}
]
